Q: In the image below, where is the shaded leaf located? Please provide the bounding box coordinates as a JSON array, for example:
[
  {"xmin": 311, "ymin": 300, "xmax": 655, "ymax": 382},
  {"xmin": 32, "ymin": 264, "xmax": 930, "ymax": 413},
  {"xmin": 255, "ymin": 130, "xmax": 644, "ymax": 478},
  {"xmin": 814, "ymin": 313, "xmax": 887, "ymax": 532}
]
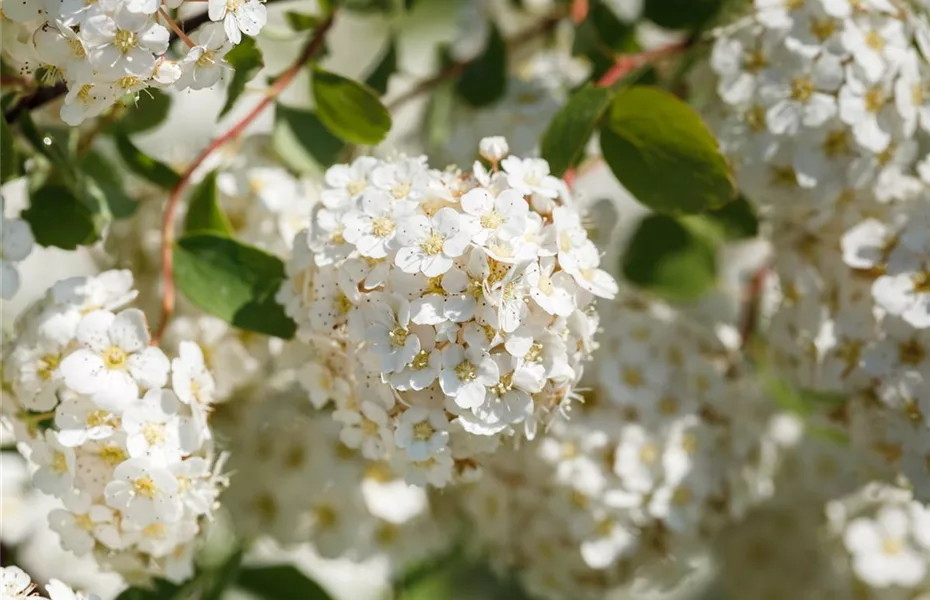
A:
[
  {"xmin": 220, "ymin": 37, "xmax": 264, "ymax": 118},
  {"xmin": 643, "ymin": 0, "xmax": 724, "ymax": 30},
  {"xmin": 540, "ymin": 83, "xmax": 613, "ymax": 176},
  {"xmin": 365, "ymin": 40, "xmax": 397, "ymax": 96},
  {"xmin": 115, "ymin": 134, "xmax": 181, "ymax": 189},
  {"xmin": 456, "ymin": 23, "xmax": 506, "ymax": 107},
  {"xmin": 174, "ymin": 234, "xmax": 297, "ymax": 339},
  {"xmin": 272, "ymin": 104, "xmax": 345, "ymax": 173},
  {"xmin": 285, "ymin": 11, "xmax": 320, "ymax": 30},
  {"xmin": 80, "ymin": 150, "xmax": 138, "ymax": 219},
  {"xmin": 237, "ymin": 565, "xmax": 333, "ymax": 600},
  {"xmin": 183, "ymin": 170, "xmax": 232, "ymax": 236},
  {"xmin": 600, "ymin": 86, "xmax": 734, "ymax": 215},
  {"xmin": 311, "ymin": 66, "xmax": 392, "ymax": 145},
  {"xmin": 1, "ymin": 117, "xmax": 19, "ymax": 183},
  {"xmin": 23, "ymin": 185, "xmax": 100, "ymax": 250},
  {"xmin": 703, "ymin": 195, "xmax": 758, "ymax": 240},
  {"xmin": 108, "ymin": 89, "xmax": 172, "ymax": 135}
]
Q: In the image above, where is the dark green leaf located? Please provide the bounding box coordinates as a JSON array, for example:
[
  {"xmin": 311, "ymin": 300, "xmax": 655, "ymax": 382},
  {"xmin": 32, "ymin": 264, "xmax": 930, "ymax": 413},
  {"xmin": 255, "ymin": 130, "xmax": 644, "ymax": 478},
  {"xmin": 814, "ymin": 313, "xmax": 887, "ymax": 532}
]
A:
[
  {"xmin": 703, "ymin": 196, "xmax": 758, "ymax": 240},
  {"xmin": 220, "ymin": 37, "xmax": 264, "ymax": 118},
  {"xmin": 114, "ymin": 579, "xmax": 179, "ymax": 600},
  {"xmin": 273, "ymin": 104, "xmax": 345, "ymax": 173},
  {"xmin": 311, "ymin": 66, "xmax": 392, "ymax": 145},
  {"xmin": 183, "ymin": 171, "xmax": 232, "ymax": 236},
  {"xmin": 456, "ymin": 23, "xmax": 507, "ymax": 107},
  {"xmin": 338, "ymin": 0, "xmax": 391, "ymax": 11},
  {"xmin": 600, "ymin": 86, "xmax": 735, "ymax": 215},
  {"xmin": 540, "ymin": 83, "xmax": 613, "ymax": 176},
  {"xmin": 108, "ymin": 89, "xmax": 172, "ymax": 135},
  {"xmin": 621, "ymin": 213, "xmax": 717, "ymax": 301},
  {"xmin": 174, "ymin": 234, "xmax": 297, "ymax": 339},
  {"xmin": 23, "ymin": 185, "xmax": 100, "ymax": 250},
  {"xmin": 18, "ymin": 112, "xmax": 71, "ymax": 168},
  {"xmin": 200, "ymin": 551, "xmax": 243, "ymax": 600},
  {"xmin": 80, "ymin": 150, "xmax": 138, "ymax": 218},
  {"xmin": 365, "ymin": 41, "xmax": 397, "ymax": 96},
  {"xmin": 115, "ymin": 134, "xmax": 181, "ymax": 189},
  {"xmin": 1, "ymin": 117, "xmax": 19, "ymax": 183},
  {"xmin": 284, "ymin": 11, "xmax": 320, "ymax": 30},
  {"xmin": 237, "ymin": 565, "xmax": 333, "ymax": 600},
  {"xmin": 591, "ymin": 0, "xmax": 639, "ymax": 51},
  {"xmin": 643, "ymin": 0, "xmax": 724, "ymax": 30}
]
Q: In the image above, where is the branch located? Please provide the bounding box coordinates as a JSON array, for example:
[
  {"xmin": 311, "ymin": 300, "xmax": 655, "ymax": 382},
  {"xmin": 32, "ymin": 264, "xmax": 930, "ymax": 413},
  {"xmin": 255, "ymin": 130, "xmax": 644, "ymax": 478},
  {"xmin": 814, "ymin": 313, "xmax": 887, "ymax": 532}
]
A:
[
  {"xmin": 595, "ymin": 38, "xmax": 692, "ymax": 88},
  {"xmin": 2, "ymin": 2, "xmax": 283, "ymax": 123},
  {"xmin": 153, "ymin": 12, "xmax": 337, "ymax": 343},
  {"xmin": 385, "ymin": 11, "xmax": 565, "ymax": 112}
]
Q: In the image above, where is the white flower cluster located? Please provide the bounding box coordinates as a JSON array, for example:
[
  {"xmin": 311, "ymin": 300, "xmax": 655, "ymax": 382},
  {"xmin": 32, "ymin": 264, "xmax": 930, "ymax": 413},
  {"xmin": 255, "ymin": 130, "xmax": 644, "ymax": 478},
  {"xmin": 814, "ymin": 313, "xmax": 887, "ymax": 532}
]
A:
[
  {"xmin": 278, "ymin": 138, "xmax": 618, "ymax": 488},
  {"xmin": 1, "ymin": 197, "xmax": 35, "ymax": 301},
  {"xmin": 1, "ymin": 270, "xmax": 224, "ymax": 584},
  {"xmin": 215, "ymin": 387, "xmax": 449, "ymax": 566},
  {"xmin": 1, "ymin": 0, "xmax": 267, "ymax": 126},
  {"xmin": 454, "ymin": 295, "xmax": 776, "ymax": 600},
  {"xmin": 701, "ymin": 0, "xmax": 930, "ymax": 219},
  {"xmin": 1, "ymin": 565, "xmax": 99, "ymax": 600}
]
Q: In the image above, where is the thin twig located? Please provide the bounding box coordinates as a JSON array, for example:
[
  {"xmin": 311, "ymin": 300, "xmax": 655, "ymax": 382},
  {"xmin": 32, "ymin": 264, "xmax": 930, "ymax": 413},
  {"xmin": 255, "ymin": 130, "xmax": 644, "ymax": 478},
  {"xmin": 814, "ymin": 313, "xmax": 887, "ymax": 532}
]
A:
[
  {"xmin": 738, "ymin": 263, "xmax": 771, "ymax": 350},
  {"xmin": 595, "ymin": 38, "xmax": 692, "ymax": 88},
  {"xmin": 159, "ymin": 7, "xmax": 196, "ymax": 48},
  {"xmin": 386, "ymin": 11, "xmax": 565, "ymax": 112},
  {"xmin": 153, "ymin": 12, "xmax": 337, "ymax": 343}
]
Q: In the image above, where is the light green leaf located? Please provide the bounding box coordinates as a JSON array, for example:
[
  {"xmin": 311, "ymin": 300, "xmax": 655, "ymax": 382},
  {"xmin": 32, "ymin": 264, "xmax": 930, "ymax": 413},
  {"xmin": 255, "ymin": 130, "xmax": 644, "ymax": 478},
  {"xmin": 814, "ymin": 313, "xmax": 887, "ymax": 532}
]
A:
[
  {"xmin": 365, "ymin": 41, "xmax": 397, "ymax": 96},
  {"xmin": 115, "ymin": 134, "xmax": 181, "ymax": 189},
  {"xmin": 600, "ymin": 86, "xmax": 735, "ymax": 215},
  {"xmin": 540, "ymin": 83, "xmax": 614, "ymax": 176},
  {"xmin": 1, "ymin": 117, "xmax": 19, "ymax": 183},
  {"xmin": 456, "ymin": 23, "xmax": 506, "ymax": 107},
  {"xmin": 173, "ymin": 234, "xmax": 297, "ymax": 339},
  {"xmin": 236, "ymin": 565, "xmax": 333, "ymax": 600},
  {"xmin": 284, "ymin": 11, "xmax": 320, "ymax": 30},
  {"xmin": 79, "ymin": 150, "xmax": 138, "ymax": 219},
  {"xmin": 183, "ymin": 171, "xmax": 232, "ymax": 236},
  {"xmin": 108, "ymin": 89, "xmax": 172, "ymax": 135},
  {"xmin": 621, "ymin": 213, "xmax": 717, "ymax": 301},
  {"xmin": 23, "ymin": 184, "xmax": 100, "ymax": 250},
  {"xmin": 702, "ymin": 195, "xmax": 759, "ymax": 240},
  {"xmin": 220, "ymin": 37, "xmax": 264, "ymax": 118},
  {"xmin": 311, "ymin": 66, "xmax": 392, "ymax": 145},
  {"xmin": 272, "ymin": 104, "xmax": 345, "ymax": 173}
]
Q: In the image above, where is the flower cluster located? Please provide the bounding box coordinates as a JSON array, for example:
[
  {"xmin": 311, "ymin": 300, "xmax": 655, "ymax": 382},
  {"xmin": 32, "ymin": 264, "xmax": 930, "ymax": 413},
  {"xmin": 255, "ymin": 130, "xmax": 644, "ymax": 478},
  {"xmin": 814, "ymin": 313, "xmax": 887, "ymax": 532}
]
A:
[
  {"xmin": 215, "ymin": 386, "xmax": 450, "ymax": 566},
  {"xmin": 1, "ymin": 565, "xmax": 99, "ymax": 600},
  {"xmin": 1, "ymin": 197, "xmax": 35, "ymax": 301},
  {"xmin": 454, "ymin": 294, "xmax": 778, "ymax": 600},
  {"xmin": 700, "ymin": 0, "xmax": 930, "ymax": 221},
  {"xmin": 1, "ymin": 0, "xmax": 267, "ymax": 126},
  {"xmin": 277, "ymin": 138, "xmax": 617, "ymax": 488},
  {"xmin": 1, "ymin": 270, "xmax": 224, "ymax": 584}
]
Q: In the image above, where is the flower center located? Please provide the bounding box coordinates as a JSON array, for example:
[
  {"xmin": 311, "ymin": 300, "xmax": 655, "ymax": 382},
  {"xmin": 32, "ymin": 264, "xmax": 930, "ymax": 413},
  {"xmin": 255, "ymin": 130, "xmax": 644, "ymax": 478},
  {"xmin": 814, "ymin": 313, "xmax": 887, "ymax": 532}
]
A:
[
  {"xmin": 361, "ymin": 418, "xmax": 379, "ymax": 435},
  {"xmin": 85, "ymin": 410, "xmax": 109, "ymax": 428},
  {"xmin": 743, "ymin": 49, "xmax": 767, "ymax": 73},
  {"xmin": 455, "ymin": 360, "xmax": 477, "ymax": 382},
  {"xmin": 881, "ymin": 538, "xmax": 903, "ymax": 556},
  {"xmin": 865, "ymin": 30, "xmax": 885, "ymax": 51},
  {"xmin": 790, "ymin": 76, "xmax": 814, "ymax": 103},
  {"xmin": 638, "ymin": 443, "xmax": 659, "ymax": 465},
  {"xmin": 143, "ymin": 523, "xmax": 166, "ymax": 537},
  {"xmin": 371, "ymin": 216, "xmax": 395, "ymax": 238},
  {"xmin": 865, "ymin": 87, "xmax": 887, "ymax": 113},
  {"xmin": 103, "ymin": 346, "xmax": 128, "ymax": 369},
  {"xmin": 480, "ymin": 211, "xmax": 504, "ymax": 230},
  {"xmin": 347, "ymin": 180, "xmax": 366, "ymax": 196},
  {"xmin": 142, "ymin": 423, "xmax": 166, "ymax": 445},
  {"xmin": 413, "ymin": 420, "xmax": 434, "ymax": 441},
  {"xmin": 822, "ymin": 130, "xmax": 849, "ymax": 157},
  {"xmin": 537, "ymin": 274, "xmax": 554, "ymax": 295},
  {"xmin": 389, "ymin": 326, "xmax": 408, "ymax": 347},
  {"xmin": 313, "ymin": 504, "xmax": 337, "ymax": 528},
  {"xmin": 622, "ymin": 366, "xmax": 644, "ymax": 388},
  {"xmin": 196, "ymin": 50, "xmax": 215, "ymax": 68},
  {"xmin": 525, "ymin": 342, "xmax": 543, "ymax": 363},
  {"xmin": 912, "ymin": 271, "xmax": 930, "ymax": 293},
  {"xmin": 411, "ymin": 350, "xmax": 431, "ymax": 370},
  {"xmin": 52, "ymin": 452, "xmax": 69, "ymax": 474},
  {"xmin": 225, "ymin": 0, "xmax": 241, "ymax": 11},
  {"xmin": 68, "ymin": 38, "xmax": 85, "ymax": 58},
  {"xmin": 746, "ymin": 105, "xmax": 766, "ymax": 131},
  {"xmin": 421, "ymin": 233, "xmax": 444, "ymax": 256},
  {"xmin": 100, "ymin": 445, "xmax": 127, "ymax": 465},
  {"xmin": 76, "ymin": 513, "xmax": 94, "ymax": 531},
  {"xmin": 38, "ymin": 353, "xmax": 60, "ymax": 380},
  {"xmin": 810, "ymin": 17, "xmax": 836, "ymax": 41},
  {"xmin": 113, "ymin": 29, "xmax": 137, "ymax": 53},
  {"xmin": 133, "ymin": 476, "xmax": 157, "ymax": 498},
  {"xmin": 391, "ymin": 182, "xmax": 412, "ymax": 199},
  {"xmin": 898, "ymin": 339, "xmax": 925, "ymax": 366},
  {"xmin": 76, "ymin": 84, "xmax": 93, "ymax": 102},
  {"xmin": 117, "ymin": 76, "xmax": 141, "ymax": 90}
]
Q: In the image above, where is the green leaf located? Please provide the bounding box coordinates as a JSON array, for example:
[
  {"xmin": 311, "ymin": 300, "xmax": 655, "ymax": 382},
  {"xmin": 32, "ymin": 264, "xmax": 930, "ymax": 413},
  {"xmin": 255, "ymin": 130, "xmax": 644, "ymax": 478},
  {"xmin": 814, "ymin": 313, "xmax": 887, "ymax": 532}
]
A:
[
  {"xmin": 220, "ymin": 37, "xmax": 264, "ymax": 118},
  {"xmin": 183, "ymin": 171, "xmax": 232, "ymax": 236},
  {"xmin": 621, "ymin": 213, "xmax": 717, "ymax": 301},
  {"xmin": 115, "ymin": 134, "xmax": 181, "ymax": 189},
  {"xmin": 600, "ymin": 86, "xmax": 735, "ymax": 215},
  {"xmin": 365, "ymin": 41, "xmax": 397, "ymax": 96},
  {"xmin": 284, "ymin": 11, "xmax": 320, "ymax": 30},
  {"xmin": 23, "ymin": 185, "xmax": 101, "ymax": 250},
  {"xmin": 703, "ymin": 196, "xmax": 758, "ymax": 240},
  {"xmin": 540, "ymin": 83, "xmax": 613, "ymax": 176},
  {"xmin": 174, "ymin": 234, "xmax": 297, "ymax": 339},
  {"xmin": 456, "ymin": 23, "xmax": 506, "ymax": 107},
  {"xmin": 114, "ymin": 579, "xmax": 179, "ymax": 600},
  {"xmin": 80, "ymin": 150, "xmax": 138, "ymax": 219},
  {"xmin": 1, "ymin": 117, "xmax": 19, "ymax": 183},
  {"xmin": 236, "ymin": 565, "xmax": 333, "ymax": 600},
  {"xmin": 642, "ymin": 0, "xmax": 724, "ymax": 30},
  {"xmin": 311, "ymin": 66, "xmax": 392, "ymax": 145},
  {"xmin": 273, "ymin": 104, "xmax": 345, "ymax": 173},
  {"xmin": 108, "ymin": 89, "xmax": 172, "ymax": 135}
]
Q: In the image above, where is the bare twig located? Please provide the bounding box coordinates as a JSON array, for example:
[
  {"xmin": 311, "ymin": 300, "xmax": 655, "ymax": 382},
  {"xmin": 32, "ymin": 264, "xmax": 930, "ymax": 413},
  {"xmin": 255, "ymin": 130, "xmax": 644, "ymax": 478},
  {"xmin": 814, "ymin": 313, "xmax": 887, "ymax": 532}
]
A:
[{"xmin": 153, "ymin": 12, "xmax": 337, "ymax": 343}]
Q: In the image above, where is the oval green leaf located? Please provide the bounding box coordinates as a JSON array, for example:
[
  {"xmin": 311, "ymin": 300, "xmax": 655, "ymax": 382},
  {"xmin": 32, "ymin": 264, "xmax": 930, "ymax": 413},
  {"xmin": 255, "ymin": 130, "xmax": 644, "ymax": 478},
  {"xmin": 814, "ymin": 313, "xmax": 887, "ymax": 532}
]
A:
[
  {"xmin": 23, "ymin": 185, "xmax": 100, "ymax": 250},
  {"xmin": 599, "ymin": 85, "xmax": 735, "ymax": 215},
  {"xmin": 456, "ymin": 23, "xmax": 507, "ymax": 108},
  {"xmin": 183, "ymin": 170, "xmax": 233, "ymax": 236},
  {"xmin": 311, "ymin": 66, "xmax": 392, "ymax": 145},
  {"xmin": 273, "ymin": 104, "xmax": 345, "ymax": 173},
  {"xmin": 540, "ymin": 83, "xmax": 614, "ymax": 176},
  {"xmin": 236, "ymin": 565, "xmax": 333, "ymax": 600}
]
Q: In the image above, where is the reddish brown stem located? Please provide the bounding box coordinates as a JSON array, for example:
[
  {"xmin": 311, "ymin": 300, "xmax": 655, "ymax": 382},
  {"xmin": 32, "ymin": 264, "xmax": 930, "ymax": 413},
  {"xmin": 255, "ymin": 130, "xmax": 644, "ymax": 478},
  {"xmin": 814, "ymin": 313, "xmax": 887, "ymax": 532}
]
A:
[
  {"xmin": 738, "ymin": 263, "xmax": 771, "ymax": 350},
  {"xmin": 153, "ymin": 12, "xmax": 336, "ymax": 343},
  {"xmin": 571, "ymin": 0, "xmax": 589, "ymax": 24},
  {"xmin": 595, "ymin": 39, "xmax": 690, "ymax": 88}
]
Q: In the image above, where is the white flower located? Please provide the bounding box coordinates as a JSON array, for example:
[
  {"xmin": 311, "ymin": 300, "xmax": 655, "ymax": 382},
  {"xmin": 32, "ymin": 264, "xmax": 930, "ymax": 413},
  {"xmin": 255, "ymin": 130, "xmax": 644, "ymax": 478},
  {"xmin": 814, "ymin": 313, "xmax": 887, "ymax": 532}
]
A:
[
  {"xmin": 0, "ymin": 566, "xmax": 35, "ymax": 599},
  {"xmin": 338, "ymin": 400, "xmax": 392, "ymax": 459},
  {"xmin": 844, "ymin": 505, "xmax": 927, "ymax": 587},
  {"xmin": 208, "ymin": 0, "xmax": 267, "ymax": 45},
  {"xmin": 176, "ymin": 23, "xmax": 232, "ymax": 90},
  {"xmin": 526, "ymin": 258, "xmax": 576, "ymax": 316},
  {"xmin": 59, "ymin": 309, "xmax": 169, "ymax": 410},
  {"xmin": 370, "ymin": 156, "xmax": 429, "ymax": 202},
  {"xmin": 30, "ymin": 430, "xmax": 76, "ymax": 496},
  {"xmin": 84, "ymin": 10, "xmax": 169, "ymax": 80},
  {"xmin": 0, "ymin": 205, "xmax": 34, "ymax": 300},
  {"xmin": 171, "ymin": 341, "xmax": 215, "ymax": 409},
  {"xmin": 54, "ymin": 396, "xmax": 119, "ymax": 447},
  {"xmin": 614, "ymin": 423, "xmax": 662, "ymax": 494},
  {"xmin": 501, "ymin": 156, "xmax": 561, "ymax": 198},
  {"xmin": 395, "ymin": 207, "xmax": 475, "ymax": 277},
  {"xmin": 838, "ymin": 64, "xmax": 895, "ymax": 152},
  {"xmin": 47, "ymin": 579, "xmax": 101, "ymax": 600},
  {"xmin": 48, "ymin": 504, "xmax": 115, "ymax": 555},
  {"xmin": 400, "ymin": 447, "xmax": 454, "ymax": 488},
  {"xmin": 32, "ymin": 21, "xmax": 92, "ymax": 83},
  {"xmin": 841, "ymin": 11, "xmax": 909, "ymax": 83},
  {"xmin": 873, "ymin": 264, "xmax": 930, "ymax": 329},
  {"xmin": 104, "ymin": 457, "xmax": 183, "ymax": 526},
  {"xmin": 394, "ymin": 407, "xmax": 449, "ymax": 461},
  {"xmin": 439, "ymin": 344, "xmax": 499, "ymax": 409},
  {"xmin": 758, "ymin": 51, "xmax": 843, "ymax": 135},
  {"xmin": 322, "ymin": 156, "xmax": 379, "ymax": 209},
  {"xmin": 122, "ymin": 388, "xmax": 186, "ymax": 465},
  {"xmin": 60, "ymin": 76, "xmax": 116, "ymax": 127},
  {"xmin": 459, "ymin": 188, "xmax": 529, "ymax": 247},
  {"xmin": 342, "ymin": 191, "xmax": 417, "ymax": 258},
  {"xmin": 478, "ymin": 136, "xmax": 509, "ymax": 162},
  {"xmin": 365, "ymin": 294, "xmax": 421, "ymax": 374}
]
